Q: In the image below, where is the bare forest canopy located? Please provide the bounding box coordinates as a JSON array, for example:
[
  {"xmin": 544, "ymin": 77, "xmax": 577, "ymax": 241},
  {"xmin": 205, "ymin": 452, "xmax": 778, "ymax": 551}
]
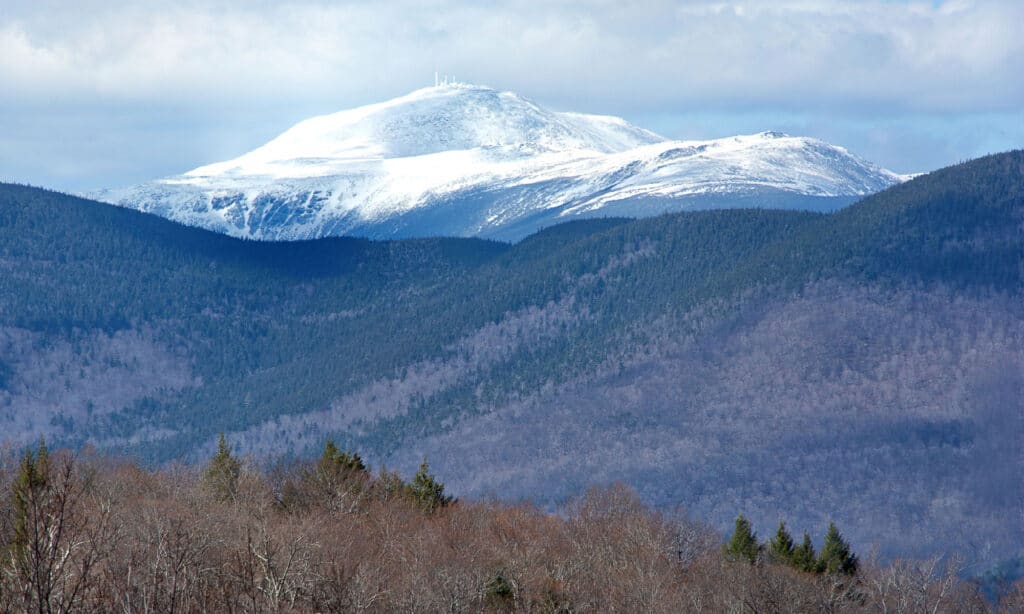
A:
[{"xmin": 2, "ymin": 441, "xmax": 1021, "ymax": 612}]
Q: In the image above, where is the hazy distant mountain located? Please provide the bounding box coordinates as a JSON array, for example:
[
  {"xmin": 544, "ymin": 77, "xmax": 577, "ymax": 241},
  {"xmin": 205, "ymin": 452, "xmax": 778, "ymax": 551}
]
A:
[
  {"xmin": 92, "ymin": 83, "xmax": 906, "ymax": 240},
  {"xmin": 4, "ymin": 151, "xmax": 1021, "ymax": 564}
]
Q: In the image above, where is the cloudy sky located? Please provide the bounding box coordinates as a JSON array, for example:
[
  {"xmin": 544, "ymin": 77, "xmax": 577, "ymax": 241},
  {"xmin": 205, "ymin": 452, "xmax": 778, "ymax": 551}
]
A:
[{"xmin": 2, "ymin": 0, "xmax": 1022, "ymax": 192}]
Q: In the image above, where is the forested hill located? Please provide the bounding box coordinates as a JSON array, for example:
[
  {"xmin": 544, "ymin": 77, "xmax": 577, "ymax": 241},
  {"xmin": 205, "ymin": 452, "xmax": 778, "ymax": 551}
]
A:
[{"xmin": 0, "ymin": 151, "xmax": 1022, "ymax": 564}]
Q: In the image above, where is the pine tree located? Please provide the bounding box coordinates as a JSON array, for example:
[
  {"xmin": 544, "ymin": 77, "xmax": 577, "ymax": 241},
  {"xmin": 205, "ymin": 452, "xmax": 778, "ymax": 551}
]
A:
[
  {"xmin": 11, "ymin": 439, "xmax": 50, "ymax": 560},
  {"xmin": 725, "ymin": 514, "xmax": 760, "ymax": 563},
  {"xmin": 791, "ymin": 531, "xmax": 818, "ymax": 573},
  {"xmin": 409, "ymin": 459, "xmax": 452, "ymax": 513},
  {"xmin": 768, "ymin": 520, "xmax": 795, "ymax": 564},
  {"xmin": 318, "ymin": 439, "xmax": 366, "ymax": 477},
  {"xmin": 203, "ymin": 434, "xmax": 241, "ymax": 501},
  {"xmin": 374, "ymin": 467, "xmax": 409, "ymax": 503},
  {"xmin": 315, "ymin": 440, "xmax": 369, "ymax": 508},
  {"xmin": 7, "ymin": 439, "xmax": 100, "ymax": 612},
  {"xmin": 818, "ymin": 521, "xmax": 858, "ymax": 575}
]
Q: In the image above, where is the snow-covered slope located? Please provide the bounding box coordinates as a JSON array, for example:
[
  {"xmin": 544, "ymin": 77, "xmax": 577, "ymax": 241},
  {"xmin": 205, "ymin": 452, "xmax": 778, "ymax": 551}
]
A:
[{"xmin": 93, "ymin": 83, "xmax": 907, "ymax": 241}]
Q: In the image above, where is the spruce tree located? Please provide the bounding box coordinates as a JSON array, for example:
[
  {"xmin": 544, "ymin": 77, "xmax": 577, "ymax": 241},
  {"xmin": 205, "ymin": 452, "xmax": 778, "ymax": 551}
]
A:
[
  {"xmin": 318, "ymin": 440, "xmax": 366, "ymax": 477},
  {"xmin": 818, "ymin": 521, "xmax": 858, "ymax": 575},
  {"xmin": 409, "ymin": 459, "xmax": 452, "ymax": 513},
  {"xmin": 374, "ymin": 467, "xmax": 409, "ymax": 503},
  {"xmin": 203, "ymin": 434, "xmax": 241, "ymax": 501},
  {"xmin": 725, "ymin": 514, "xmax": 760, "ymax": 563},
  {"xmin": 768, "ymin": 520, "xmax": 795, "ymax": 564},
  {"xmin": 791, "ymin": 531, "xmax": 818, "ymax": 573},
  {"xmin": 11, "ymin": 439, "xmax": 50, "ymax": 560},
  {"xmin": 312, "ymin": 440, "xmax": 369, "ymax": 506}
]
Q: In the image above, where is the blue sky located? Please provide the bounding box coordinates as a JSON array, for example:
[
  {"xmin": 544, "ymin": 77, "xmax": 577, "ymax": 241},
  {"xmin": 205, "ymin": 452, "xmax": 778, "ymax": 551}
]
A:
[{"xmin": 2, "ymin": 0, "xmax": 1022, "ymax": 191}]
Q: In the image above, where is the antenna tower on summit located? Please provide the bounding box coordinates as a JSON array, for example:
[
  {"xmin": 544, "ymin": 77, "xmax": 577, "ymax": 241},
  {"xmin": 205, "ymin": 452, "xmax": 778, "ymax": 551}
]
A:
[{"xmin": 434, "ymin": 72, "xmax": 457, "ymax": 87}]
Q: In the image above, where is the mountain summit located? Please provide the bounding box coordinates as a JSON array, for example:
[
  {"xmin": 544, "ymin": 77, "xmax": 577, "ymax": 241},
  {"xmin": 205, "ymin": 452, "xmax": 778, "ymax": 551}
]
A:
[
  {"xmin": 94, "ymin": 83, "xmax": 907, "ymax": 240},
  {"xmin": 191, "ymin": 84, "xmax": 664, "ymax": 170}
]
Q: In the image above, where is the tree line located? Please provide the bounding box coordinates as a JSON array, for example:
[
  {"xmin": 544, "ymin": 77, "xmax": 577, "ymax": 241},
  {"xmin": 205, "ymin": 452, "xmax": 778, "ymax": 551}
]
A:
[{"xmin": 727, "ymin": 514, "xmax": 858, "ymax": 575}]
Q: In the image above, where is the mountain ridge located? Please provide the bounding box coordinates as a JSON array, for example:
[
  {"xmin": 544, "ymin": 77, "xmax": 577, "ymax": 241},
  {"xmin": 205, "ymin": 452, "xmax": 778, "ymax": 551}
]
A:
[
  {"xmin": 5, "ymin": 151, "xmax": 1022, "ymax": 564},
  {"xmin": 92, "ymin": 83, "xmax": 907, "ymax": 241}
]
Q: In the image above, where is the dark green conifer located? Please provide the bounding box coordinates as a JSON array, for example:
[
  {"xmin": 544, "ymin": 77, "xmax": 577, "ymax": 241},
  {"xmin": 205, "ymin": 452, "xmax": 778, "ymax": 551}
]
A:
[
  {"xmin": 307, "ymin": 439, "xmax": 370, "ymax": 508},
  {"xmin": 11, "ymin": 439, "xmax": 50, "ymax": 559},
  {"xmin": 791, "ymin": 531, "xmax": 818, "ymax": 573},
  {"xmin": 818, "ymin": 521, "xmax": 858, "ymax": 575},
  {"xmin": 409, "ymin": 459, "xmax": 453, "ymax": 513},
  {"xmin": 725, "ymin": 514, "xmax": 760, "ymax": 563},
  {"xmin": 769, "ymin": 520, "xmax": 795, "ymax": 563},
  {"xmin": 203, "ymin": 433, "xmax": 241, "ymax": 501},
  {"xmin": 318, "ymin": 439, "xmax": 367, "ymax": 476},
  {"xmin": 374, "ymin": 467, "xmax": 409, "ymax": 502}
]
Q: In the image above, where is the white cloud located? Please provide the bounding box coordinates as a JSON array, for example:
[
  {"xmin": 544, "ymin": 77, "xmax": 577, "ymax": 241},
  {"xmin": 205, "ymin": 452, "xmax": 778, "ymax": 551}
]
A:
[
  {"xmin": 1, "ymin": 0, "xmax": 1021, "ymax": 191},
  {"xmin": 1, "ymin": 0, "xmax": 1021, "ymax": 113}
]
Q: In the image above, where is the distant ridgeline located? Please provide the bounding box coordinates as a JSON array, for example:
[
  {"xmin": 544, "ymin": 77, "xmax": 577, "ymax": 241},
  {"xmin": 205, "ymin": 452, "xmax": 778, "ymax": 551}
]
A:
[{"xmin": 0, "ymin": 151, "xmax": 1022, "ymax": 565}]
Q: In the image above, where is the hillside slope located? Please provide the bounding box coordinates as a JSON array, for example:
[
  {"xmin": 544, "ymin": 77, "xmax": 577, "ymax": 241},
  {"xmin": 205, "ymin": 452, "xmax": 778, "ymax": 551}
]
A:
[{"xmin": 2, "ymin": 151, "xmax": 1022, "ymax": 562}]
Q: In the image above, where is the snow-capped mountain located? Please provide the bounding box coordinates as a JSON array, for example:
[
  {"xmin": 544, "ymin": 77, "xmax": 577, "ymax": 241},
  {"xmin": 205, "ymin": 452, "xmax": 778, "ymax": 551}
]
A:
[{"xmin": 93, "ymin": 83, "xmax": 908, "ymax": 241}]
